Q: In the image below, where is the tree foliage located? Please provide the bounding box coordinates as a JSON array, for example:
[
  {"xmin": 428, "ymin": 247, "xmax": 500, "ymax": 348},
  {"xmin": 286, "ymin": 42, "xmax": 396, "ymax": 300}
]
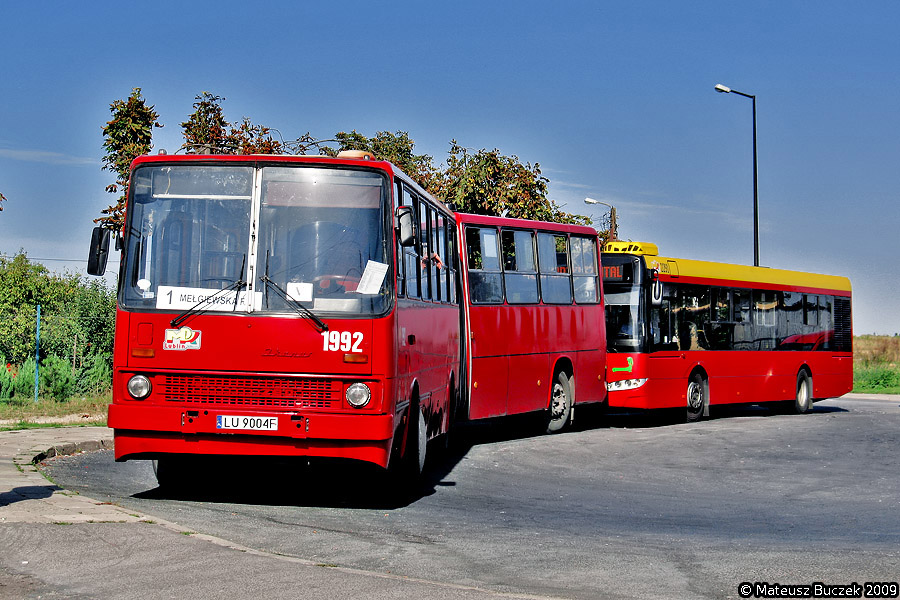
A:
[
  {"xmin": 323, "ymin": 130, "xmax": 441, "ymax": 192},
  {"xmin": 435, "ymin": 141, "xmax": 590, "ymax": 225},
  {"xmin": 98, "ymin": 88, "xmax": 162, "ymax": 230},
  {"xmin": 0, "ymin": 252, "xmax": 115, "ymax": 366},
  {"xmin": 101, "ymin": 89, "xmax": 592, "ymax": 228},
  {"xmin": 180, "ymin": 92, "xmax": 230, "ymax": 154}
]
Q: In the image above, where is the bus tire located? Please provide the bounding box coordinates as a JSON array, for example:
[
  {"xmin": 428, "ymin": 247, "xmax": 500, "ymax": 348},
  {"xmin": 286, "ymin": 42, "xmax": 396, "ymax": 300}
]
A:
[
  {"xmin": 545, "ymin": 370, "xmax": 573, "ymax": 433},
  {"xmin": 152, "ymin": 456, "xmax": 192, "ymax": 491},
  {"xmin": 793, "ymin": 370, "xmax": 813, "ymax": 414},
  {"xmin": 686, "ymin": 372, "xmax": 706, "ymax": 423},
  {"xmin": 406, "ymin": 399, "xmax": 428, "ymax": 478}
]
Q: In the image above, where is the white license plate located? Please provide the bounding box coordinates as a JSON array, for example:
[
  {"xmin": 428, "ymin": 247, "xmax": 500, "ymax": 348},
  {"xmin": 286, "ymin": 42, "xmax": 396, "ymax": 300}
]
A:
[{"xmin": 216, "ymin": 415, "xmax": 278, "ymax": 431}]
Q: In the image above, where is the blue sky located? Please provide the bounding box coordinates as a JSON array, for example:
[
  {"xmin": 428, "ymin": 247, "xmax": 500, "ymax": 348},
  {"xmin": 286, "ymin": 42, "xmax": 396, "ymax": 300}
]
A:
[{"xmin": 2, "ymin": 1, "xmax": 898, "ymax": 334}]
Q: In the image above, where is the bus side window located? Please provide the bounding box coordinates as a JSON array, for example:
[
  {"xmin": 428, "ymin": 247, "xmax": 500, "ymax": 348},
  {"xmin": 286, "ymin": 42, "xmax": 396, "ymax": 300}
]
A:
[
  {"xmin": 396, "ymin": 182, "xmax": 406, "ymax": 298},
  {"xmin": 571, "ymin": 236, "xmax": 599, "ymax": 304},
  {"xmin": 466, "ymin": 226, "xmax": 503, "ymax": 304},
  {"xmin": 819, "ymin": 296, "xmax": 833, "ymax": 350},
  {"xmin": 754, "ymin": 290, "xmax": 777, "ymax": 350},
  {"xmin": 537, "ymin": 232, "xmax": 572, "ymax": 304},
  {"xmin": 404, "ymin": 189, "xmax": 421, "ymax": 299},
  {"xmin": 446, "ymin": 223, "xmax": 457, "ymax": 304},
  {"xmin": 432, "ymin": 209, "xmax": 442, "ymax": 302},
  {"xmin": 501, "ymin": 229, "xmax": 538, "ymax": 304},
  {"xmin": 421, "ymin": 203, "xmax": 432, "ymax": 300}
]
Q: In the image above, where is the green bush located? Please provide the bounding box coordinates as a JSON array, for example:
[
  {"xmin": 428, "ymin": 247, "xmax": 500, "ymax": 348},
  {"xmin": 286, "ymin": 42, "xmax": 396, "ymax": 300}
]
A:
[
  {"xmin": 41, "ymin": 355, "xmax": 75, "ymax": 401},
  {"xmin": 75, "ymin": 353, "xmax": 112, "ymax": 396},
  {"xmin": 13, "ymin": 358, "xmax": 36, "ymax": 398},
  {"xmin": 853, "ymin": 364, "xmax": 900, "ymax": 394}
]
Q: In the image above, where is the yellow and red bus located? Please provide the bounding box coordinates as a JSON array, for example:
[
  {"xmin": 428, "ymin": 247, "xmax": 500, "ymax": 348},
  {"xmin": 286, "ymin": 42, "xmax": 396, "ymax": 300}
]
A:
[
  {"xmin": 88, "ymin": 151, "xmax": 459, "ymax": 486},
  {"xmin": 602, "ymin": 241, "xmax": 852, "ymax": 420},
  {"xmin": 457, "ymin": 213, "xmax": 608, "ymax": 431}
]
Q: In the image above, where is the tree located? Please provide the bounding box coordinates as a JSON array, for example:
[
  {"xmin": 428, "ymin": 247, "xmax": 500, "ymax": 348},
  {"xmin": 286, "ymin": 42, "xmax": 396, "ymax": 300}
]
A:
[
  {"xmin": 181, "ymin": 92, "xmax": 230, "ymax": 154},
  {"xmin": 100, "ymin": 89, "xmax": 591, "ymax": 229},
  {"xmin": 97, "ymin": 88, "xmax": 162, "ymax": 230},
  {"xmin": 181, "ymin": 93, "xmax": 291, "ymax": 155},
  {"xmin": 226, "ymin": 117, "xmax": 285, "ymax": 155},
  {"xmin": 435, "ymin": 141, "xmax": 590, "ymax": 225},
  {"xmin": 324, "ymin": 130, "xmax": 440, "ymax": 191},
  {"xmin": 0, "ymin": 191, "xmax": 6, "ymax": 211},
  {"xmin": 0, "ymin": 252, "xmax": 115, "ymax": 366}
]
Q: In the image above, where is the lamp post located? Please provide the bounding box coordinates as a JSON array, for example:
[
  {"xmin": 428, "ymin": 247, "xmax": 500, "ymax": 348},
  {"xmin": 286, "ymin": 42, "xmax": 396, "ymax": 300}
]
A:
[
  {"xmin": 715, "ymin": 83, "xmax": 759, "ymax": 267},
  {"xmin": 584, "ymin": 197, "xmax": 617, "ymax": 241}
]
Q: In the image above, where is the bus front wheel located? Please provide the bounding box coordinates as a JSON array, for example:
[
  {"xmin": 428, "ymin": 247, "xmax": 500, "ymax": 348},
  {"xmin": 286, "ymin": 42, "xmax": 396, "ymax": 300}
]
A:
[
  {"xmin": 152, "ymin": 456, "xmax": 194, "ymax": 491},
  {"xmin": 545, "ymin": 370, "xmax": 573, "ymax": 433},
  {"xmin": 686, "ymin": 373, "xmax": 706, "ymax": 423}
]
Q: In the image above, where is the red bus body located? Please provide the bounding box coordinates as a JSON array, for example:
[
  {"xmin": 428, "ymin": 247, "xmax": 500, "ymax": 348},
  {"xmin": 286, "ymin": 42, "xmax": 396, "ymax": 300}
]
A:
[
  {"xmin": 106, "ymin": 154, "xmax": 459, "ymax": 470},
  {"xmin": 602, "ymin": 242, "xmax": 853, "ymax": 413},
  {"xmin": 456, "ymin": 214, "xmax": 607, "ymax": 425}
]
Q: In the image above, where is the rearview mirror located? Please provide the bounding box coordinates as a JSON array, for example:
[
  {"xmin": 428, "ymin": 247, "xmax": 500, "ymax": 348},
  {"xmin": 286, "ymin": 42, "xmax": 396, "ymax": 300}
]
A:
[
  {"xmin": 396, "ymin": 206, "xmax": 417, "ymax": 247},
  {"xmin": 87, "ymin": 226, "xmax": 110, "ymax": 276}
]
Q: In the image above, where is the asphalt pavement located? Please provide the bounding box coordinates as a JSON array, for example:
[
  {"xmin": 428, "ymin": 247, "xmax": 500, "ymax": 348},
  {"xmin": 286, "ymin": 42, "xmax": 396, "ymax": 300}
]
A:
[
  {"xmin": 0, "ymin": 418, "xmax": 560, "ymax": 599},
  {"xmin": 1, "ymin": 393, "xmax": 897, "ymax": 600}
]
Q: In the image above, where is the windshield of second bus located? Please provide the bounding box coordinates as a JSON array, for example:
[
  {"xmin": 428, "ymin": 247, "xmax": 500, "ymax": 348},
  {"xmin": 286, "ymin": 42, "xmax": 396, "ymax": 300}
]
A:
[
  {"xmin": 602, "ymin": 256, "xmax": 645, "ymax": 352},
  {"xmin": 121, "ymin": 164, "xmax": 391, "ymax": 317}
]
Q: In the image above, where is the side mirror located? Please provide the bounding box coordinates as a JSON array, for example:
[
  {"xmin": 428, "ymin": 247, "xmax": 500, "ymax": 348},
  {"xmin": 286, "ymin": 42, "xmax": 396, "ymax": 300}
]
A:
[
  {"xmin": 395, "ymin": 206, "xmax": 417, "ymax": 247},
  {"xmin": 87, "ymin": 226, "xmax": 110, "ymax": 276}
]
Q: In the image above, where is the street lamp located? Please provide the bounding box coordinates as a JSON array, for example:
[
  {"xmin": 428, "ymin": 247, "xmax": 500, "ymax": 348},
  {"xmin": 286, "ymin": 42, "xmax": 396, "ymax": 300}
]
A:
[
  {"xmin": 584, "ymin": 197, "xmax": 617, "ymax": 241},
  {"xmin": 715, "ymin": 83, "xmax": 760, "ymax": 267}
]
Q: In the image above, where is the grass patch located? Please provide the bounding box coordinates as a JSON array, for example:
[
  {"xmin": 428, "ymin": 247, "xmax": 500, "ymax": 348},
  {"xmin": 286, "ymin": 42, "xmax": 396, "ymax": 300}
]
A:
[
  {"xmin": 0, "ymin": 393, "xmax": 109, "ymax": 430},
  {"xmin": 853, "ymin": 364, "xmax": 900, "ymax": 394},
  {"xmin": 853, "ymin": 335, "xmax": 900, "ymax": 394}
]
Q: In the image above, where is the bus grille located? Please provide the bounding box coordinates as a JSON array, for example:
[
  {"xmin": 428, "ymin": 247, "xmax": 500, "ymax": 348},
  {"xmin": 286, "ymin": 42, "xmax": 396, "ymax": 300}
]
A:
[{"xmin": 161, "ymin": 375, "xmax": 341, "ymax": 409}]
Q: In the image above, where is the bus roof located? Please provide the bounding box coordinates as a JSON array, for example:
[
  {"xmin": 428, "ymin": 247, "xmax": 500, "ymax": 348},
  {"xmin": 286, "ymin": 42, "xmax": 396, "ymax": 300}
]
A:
[
  {"xmin": 130, "ymin": 152, "xmax": 397, "ymax": 171},
  {"xmin": 603, "ymin": 241, "xmax": 851, "ymax": 295},
  {"xmin": 128, "ymin": 153, "xmax": 456, "ymax": 215},
  {"xmin": 456, "ymin": 212, "xmax": 598, "ymax": 236}
]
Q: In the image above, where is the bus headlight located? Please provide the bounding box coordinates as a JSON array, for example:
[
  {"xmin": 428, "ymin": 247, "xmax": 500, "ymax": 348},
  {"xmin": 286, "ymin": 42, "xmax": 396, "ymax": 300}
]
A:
[
  {"xmin": 607, "ymin": 378, "xmax": 648, "ymax": 392},
  {"xmin": 127, "ymin": 375, "xmax": 152, "ymax": 399},
  {"xmin": 345, "ymin": 383, "xmax": 371, "ymax": 408}
]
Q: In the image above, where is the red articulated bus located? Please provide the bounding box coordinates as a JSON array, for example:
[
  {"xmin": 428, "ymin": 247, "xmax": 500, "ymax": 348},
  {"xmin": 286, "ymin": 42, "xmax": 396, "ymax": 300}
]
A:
[
  {"xmin": 601, "ymin": 241, "xmax": 853, "ymax": 420},
  {"xmin": 456, "ymin": 214, "xmax": 608, "ymax": 431},
  {"xmin": 88, "ymin": 151, "xmax": 459, "ymax": 486}
]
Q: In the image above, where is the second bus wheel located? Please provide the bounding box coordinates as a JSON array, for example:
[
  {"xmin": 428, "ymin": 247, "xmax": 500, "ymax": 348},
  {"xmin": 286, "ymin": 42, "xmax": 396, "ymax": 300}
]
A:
[
  {"xmin": 791, "ymin": 370, "xmax": 813, "ymax": 414},
  {"xmin": 545, "ymin": 370, "xmax": 573, "ymax": 433},
  {"xmin": 686, "ymin": 372, "xmax": 707, "ymax": 423}
]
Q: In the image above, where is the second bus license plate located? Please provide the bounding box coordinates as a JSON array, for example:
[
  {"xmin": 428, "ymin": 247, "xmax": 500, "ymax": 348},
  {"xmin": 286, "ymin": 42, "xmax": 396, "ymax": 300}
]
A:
[{"xmin": 216, "ymin": 415, "xmax": 278, "ymax": 431}]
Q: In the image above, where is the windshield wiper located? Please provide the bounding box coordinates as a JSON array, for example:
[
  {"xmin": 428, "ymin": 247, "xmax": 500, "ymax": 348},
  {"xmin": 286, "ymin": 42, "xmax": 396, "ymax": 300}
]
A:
[
  {"xmin": 259, "ymin": 275, "xmax": 328, "ymax": 332},
  {"xmin": 169, "ymin": 256, "xmax": 247, "ymax": 328}
]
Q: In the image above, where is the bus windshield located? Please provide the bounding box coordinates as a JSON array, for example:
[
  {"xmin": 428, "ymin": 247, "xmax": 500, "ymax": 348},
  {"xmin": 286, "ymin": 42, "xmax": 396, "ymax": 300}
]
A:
[
  {"xmin": 602, "ymin": 255, "xmax": 645, "ymax": 352},
  {"xmin": 121, "ymin": 164, "xmax": 391, "ymax": 317},
  {"xmin": 605, "ymin": 285, "xmax": 643, "ymax": 352}
]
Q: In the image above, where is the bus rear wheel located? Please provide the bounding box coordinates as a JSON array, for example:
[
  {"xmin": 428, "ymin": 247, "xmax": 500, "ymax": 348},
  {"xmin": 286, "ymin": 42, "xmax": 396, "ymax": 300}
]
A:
[
  {"xmin": 792, "ymin": 370, "xmax": 812, "ymax": 414},
  {"xmin": 686, "ymin": 373, "xmax": 706, "ymax": 423},
  {"xmin": 545, "ymin": 370, "xmax": 573, "ymax": 433}
]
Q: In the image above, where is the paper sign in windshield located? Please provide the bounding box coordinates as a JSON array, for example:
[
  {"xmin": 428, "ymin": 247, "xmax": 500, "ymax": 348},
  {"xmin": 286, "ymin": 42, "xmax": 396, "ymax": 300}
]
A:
[
  {"xmin": 353, "ymin": 261, "xmax": 388, "ymax": 295},
  {"xmin": 157, "ymin": 286, "xmax": 260, "ymax": 311}
]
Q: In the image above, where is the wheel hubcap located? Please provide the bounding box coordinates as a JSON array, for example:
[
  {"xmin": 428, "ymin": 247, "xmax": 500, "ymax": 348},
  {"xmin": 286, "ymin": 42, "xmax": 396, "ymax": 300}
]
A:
[
  {"xmin": 687, "ymin": 381, "xmax": 703, "ymax": 412},
  {"xmin": 798, "ymin": 380, "xmax": 809, "ymax": 408},
  {"xmin": 551, "ymin": 383, "xmax": 567, "ymax": 419}
]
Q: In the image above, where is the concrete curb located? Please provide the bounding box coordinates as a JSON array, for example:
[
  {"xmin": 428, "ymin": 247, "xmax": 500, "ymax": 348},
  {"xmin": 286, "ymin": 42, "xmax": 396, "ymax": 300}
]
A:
[
  {"xmin": 26, "ymin": 437, "xmax": 115, "ymax": 465},
  {"xmin": 0, "ymin": 427, "xmax": 147, "ymax": 524}
]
